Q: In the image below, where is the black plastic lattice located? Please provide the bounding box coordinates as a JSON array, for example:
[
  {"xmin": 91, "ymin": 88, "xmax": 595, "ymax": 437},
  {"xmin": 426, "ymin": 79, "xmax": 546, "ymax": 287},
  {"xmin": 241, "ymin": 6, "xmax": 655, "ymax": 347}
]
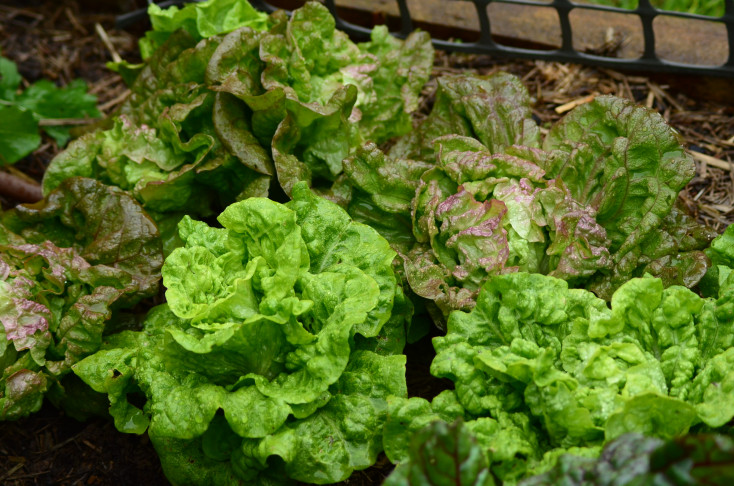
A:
[
  {"xmin": 250, "ymin": 0, "xmax": 734, "ymax": 78},
  {"xmin": 119, "ymin": 0, "xmax": 734, "ymax": 77}
]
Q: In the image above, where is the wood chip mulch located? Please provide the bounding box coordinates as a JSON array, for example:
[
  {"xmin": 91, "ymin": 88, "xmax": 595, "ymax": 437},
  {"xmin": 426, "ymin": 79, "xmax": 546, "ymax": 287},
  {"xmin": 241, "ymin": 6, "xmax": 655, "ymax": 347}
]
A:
[{"xmin": 1, "ymin": 1, "xmax": 733, "ymax": 485}]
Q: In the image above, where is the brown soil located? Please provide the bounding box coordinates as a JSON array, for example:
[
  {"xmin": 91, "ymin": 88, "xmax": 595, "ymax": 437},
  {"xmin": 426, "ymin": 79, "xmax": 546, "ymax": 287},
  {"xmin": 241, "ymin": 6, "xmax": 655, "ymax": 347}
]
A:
[{"xmin": 1, "ymin": 1, "xmax": 733, "ymax": 485}]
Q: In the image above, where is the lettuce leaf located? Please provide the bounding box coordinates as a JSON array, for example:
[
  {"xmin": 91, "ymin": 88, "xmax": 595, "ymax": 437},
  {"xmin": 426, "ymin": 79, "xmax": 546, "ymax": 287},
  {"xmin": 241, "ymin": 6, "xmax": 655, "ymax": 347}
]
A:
[
  {"xmin": 542, "ymin": 96, "xmax": 712, "ymax": 299},
  {"xmin": 357, "ymin": 134, "xmax": 611, "ymax": 316},
  {"xmin": 389, "ymin": 73, "xmax": 542, "ymax": 161},
  {"xmin": 381, "ymin": 269, "xmax": 734, "ymax": 484},
  {"xmin": 230, "ymin": 3, "xmax": 433, "ymax": 195},
  {"xmin": 43, "ymin": 30, "xmax": 272, "ymax": 246},
  {"xmin": 140, "ymin": 0, "xmax": 269, "ymax": 60},
  {"xmin": 346, "ymin": 83, "xmax": 715, "ymax": 316},
  {"xmin": 46, "ymin": 2, "xmax": 433, "ymax": 243}
]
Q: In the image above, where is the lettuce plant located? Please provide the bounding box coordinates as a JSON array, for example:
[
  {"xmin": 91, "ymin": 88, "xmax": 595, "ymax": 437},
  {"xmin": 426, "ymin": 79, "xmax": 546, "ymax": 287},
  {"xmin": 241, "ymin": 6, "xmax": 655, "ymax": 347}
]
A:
[
  {"xmin": 73, "ymin": 182, "xmax": 411, "ymax": 484},
  {"xmin": 43, "ymin": 2, "xmax": 433, "ymax": 254},
  {"xmin": 345, "ymin": 74, "xmax": 715, "ymax": 318},
  {"xmin": 383, "ymin": 233, "xmax": 734, "ymax": 483},
  {"xmin": 0, "ymin": 177, "xmax": 162, "ymax": 420}
]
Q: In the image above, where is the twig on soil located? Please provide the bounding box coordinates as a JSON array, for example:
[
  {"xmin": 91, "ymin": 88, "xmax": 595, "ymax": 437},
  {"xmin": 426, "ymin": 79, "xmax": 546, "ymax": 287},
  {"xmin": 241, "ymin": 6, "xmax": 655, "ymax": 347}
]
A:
[
  {"xmin": 0, "ymin": 463, "xmax": 25, "ymax": 482},
  {"xmin": 647, "ymin": 81, "xmax": 685, "ymax": 112},
  {"xmin": 94, "ymin": 22, "xmax": 122, "ymax": 64},
  {"xmin": 689, "ymin": 151, "xmax": 733, "ymax": 172},
  {"xmin": 554, "ymin": 94, "xmax": 596, "ymax": 114},
  {"xmin": 0, "ymin": 5, "xmax": 43, "ymax": 21},
  {"xmin": 98, "ymin": 89, "xmax": 130, "ymax": 113},
  {"xmin": 64, "ymin": 7, "xmax": 88, "ymax": 35},
  {"xmin": 88, "ymin": 75, "xmax": 123, "ymax": 94},
  {"xmin": 3, "ymin": 470, "xmax": 52, "ymax": 480},
  {"xmin": 38, "ymin": 117, "xmax": 101, "ymax": 126}
]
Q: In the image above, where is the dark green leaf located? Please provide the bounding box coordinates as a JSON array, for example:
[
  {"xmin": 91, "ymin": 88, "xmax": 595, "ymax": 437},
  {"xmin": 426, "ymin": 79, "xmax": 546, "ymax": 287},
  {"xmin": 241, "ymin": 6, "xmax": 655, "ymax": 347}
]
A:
[
  {"xmin": 0, "ymin": 105, "xmax": 40, "ymax": 165},
  {"xmin": 16, "ymin": 79, "xmax": 100, "ymax": 146}
]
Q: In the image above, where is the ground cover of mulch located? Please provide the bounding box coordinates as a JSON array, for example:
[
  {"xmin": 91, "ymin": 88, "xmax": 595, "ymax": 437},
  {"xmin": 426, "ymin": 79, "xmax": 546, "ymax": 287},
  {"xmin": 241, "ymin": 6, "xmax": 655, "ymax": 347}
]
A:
[{"xmin": 1, "ymin": 1, "xmax": 733, "ymax": 485}]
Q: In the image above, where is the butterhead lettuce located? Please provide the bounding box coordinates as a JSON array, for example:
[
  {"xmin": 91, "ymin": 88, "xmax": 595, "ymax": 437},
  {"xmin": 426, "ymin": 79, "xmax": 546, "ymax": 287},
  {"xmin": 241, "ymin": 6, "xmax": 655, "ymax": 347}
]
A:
[
  {"xmin": 383, "ymin": 268, "xmax": 734, "ymax": 484},
  {"xmin": 73, "ymin": 182, "xmax": 410, "ymax": 484}
]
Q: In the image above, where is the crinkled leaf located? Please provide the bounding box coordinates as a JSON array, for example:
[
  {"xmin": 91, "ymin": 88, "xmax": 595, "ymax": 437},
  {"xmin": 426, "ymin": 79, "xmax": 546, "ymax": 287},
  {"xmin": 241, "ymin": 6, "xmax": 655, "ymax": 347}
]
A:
[
  {"xmin": 45, "ymin": 58, "xmax": 269, "ymax": 217},
  {"xmin": 707, "ymin": 224, "xmax": 734, "ymax": 268},
  {"xmin": 206, "ymin": 26, "xmax": 265, "ymax": 98},
  {"xmin": 258, "ymin": 2, "xmax": 364, "ymax": 106},
  {"xmin": 390, "ymin": 73, "xmax": 541, "ymax": 161},
  {"xmin": 4, "ymin": 177, "xmax": 162, "ymax": 298},
  {"xmin": 431, "ymin": 272, "xmax": 734, "ymax": 460},
  {"xmin": 270, "ymin": 85, "xmax": 360, "ymax": 195},
  {"xmin": 543, "ymin": 96, "xmax": 700, "ymax": 298},
  {"xmin": 140, "ymin": 0, "xmax": 269, "ymax": 59},
  {"xmin": 213, "ymin": 92, "xmax": 274, "ymax": 176},
  {"xmin": 355, "ymin": 27, "xmax": 433, "ymax": 143},
  {"xmin": 701, "ymin": 225, "xmax": 734, "ymax": 297},
  {"xmin": 288, "ymin": 182, "xmax": 398, "ymax": 338},
  {"xmin": 383, "ymin": 392, "xmax": 467, "ymax": 464},
  {"xmin": 74, "ymin": 190, "xmax": 405, "ymax": 484},
  {"xmin": 239, "ymin": 351, "xmax": 406, "ymax": 484},
  {"xmin": 403, "ymin": 137, "xmax": 610, "ymax": 315},
  {"xmin": 384, "ymin": 393, "xmax": 541, "ymax": 484},
  {"xmin": 344, "ymin": 142, "xmax": 432, "ymax": 215}
]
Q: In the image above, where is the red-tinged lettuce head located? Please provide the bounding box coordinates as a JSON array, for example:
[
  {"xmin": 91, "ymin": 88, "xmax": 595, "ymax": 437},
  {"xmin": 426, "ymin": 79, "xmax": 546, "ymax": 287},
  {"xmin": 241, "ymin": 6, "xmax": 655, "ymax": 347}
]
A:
[
  {"xmin": 346, "ymin": 78, "xmax": 716, "ymax": 318},
  {"xmin": 0, "ymin": 177, "xmax": 162, "ymax": 421},
  {"xmin": 403, "ymin": 135, "xmax": 612, "ymax": 316},
  {"xmin": 44, "ymin": 3, "xmax": 433, "ymax": 261}
]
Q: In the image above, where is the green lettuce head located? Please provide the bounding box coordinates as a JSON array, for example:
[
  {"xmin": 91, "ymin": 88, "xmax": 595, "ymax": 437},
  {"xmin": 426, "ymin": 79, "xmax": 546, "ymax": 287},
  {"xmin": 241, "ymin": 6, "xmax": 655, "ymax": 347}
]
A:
[
  {"xmin": 383, "ymin": 267, "xmax": 734, "ymax": 484},
  {"xmin": 140, "ymin": 0, "xmax": 270, "ymax": 59},
  {"xmin": 73, "ymin": 182, "xmax": 411, "ymax": 485},
  {"xmin": 0, "ymin": 177, "xmax": 162, "ymax": 420},
  {"xmin": 432, "ymin": 272, "xmax": 734, "ymax": 440}
]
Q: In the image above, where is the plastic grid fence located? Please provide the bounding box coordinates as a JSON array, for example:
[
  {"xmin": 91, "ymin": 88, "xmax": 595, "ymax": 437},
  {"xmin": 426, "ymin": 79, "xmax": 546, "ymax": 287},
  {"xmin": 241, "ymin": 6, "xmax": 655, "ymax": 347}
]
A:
[
  {"xmin": 248, "ymin": 0, "xmax": 734, "ymax": 78},
  {"xmin": 116, "ymin": 1, "xmax": 734, "ymax": 77}
]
